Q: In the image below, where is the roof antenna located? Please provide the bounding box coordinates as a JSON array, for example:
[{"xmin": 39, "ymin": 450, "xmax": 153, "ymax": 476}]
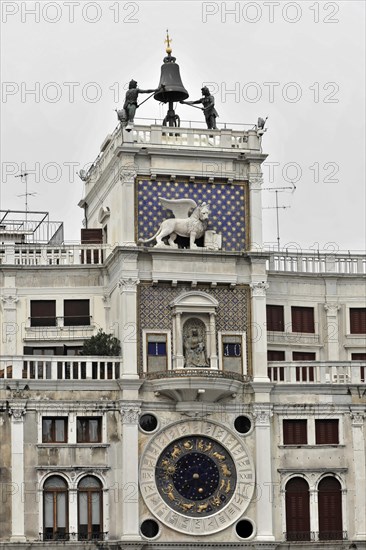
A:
[{"xmin": 15, "ymin": 171, "xmax": 37, "ymax": 224}]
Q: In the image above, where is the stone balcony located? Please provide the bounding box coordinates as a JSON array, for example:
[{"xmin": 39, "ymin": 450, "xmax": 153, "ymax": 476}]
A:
[{"xmin": 268, "ymin": 361, "xmax": 365, "ymax": 384}]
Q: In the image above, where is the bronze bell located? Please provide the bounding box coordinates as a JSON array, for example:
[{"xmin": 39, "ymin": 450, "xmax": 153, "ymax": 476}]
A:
[{"xmin": 154, "ymin": 55, "xmax": 189, "ymax": 104}]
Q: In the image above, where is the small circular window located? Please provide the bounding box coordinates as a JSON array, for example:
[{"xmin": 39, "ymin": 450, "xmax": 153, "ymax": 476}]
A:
[
  {"xmin": 236, "ymin": 519, "xmax": 254, "ymax": 539},
  {"xmin": 140, "ymin": 519, "xmax": 159, "ymax": 539},
  {"xmin": 234, "ymin": 415, "xmax": 252, "ymax": 434},
  {"xmin": 139, "ymin": 413, "xmax": 158, "ymax": 433}
]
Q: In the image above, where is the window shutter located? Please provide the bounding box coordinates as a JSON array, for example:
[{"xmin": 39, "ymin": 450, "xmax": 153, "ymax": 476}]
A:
[
  {"xmin": 266, "ymin": 305, "xmax": 284, "ymax": 331},
  {"xmin": 285, "ymin": 477, "xmax": 310, "ymax": 541},
  {"xmin": 351, "ymin": 353, "xmax": 366, "ymax": 360},
  {"xmin": 267, "ymin": 350, "xmax": 285, "ymax": 361},
  {"xmin": 293, "ymin": 352, "xmax": 316, "ymax": 361},
  {"xmin": 283, "ymin": 420, "xmax": 307, "ymax": 445},
  {"xmin": 64, "ymin": 300, "xmax": 90, "ymax": 326},
  {"xmin": 30, "ymin": 300, "xmax": 56, "ymax": 327},
  {"xmin": 291, "ymin": 307, "xmax": 315, "ymax": 333},
  {"xmin": 315, "ymin": 419, "xmax": 339, "ymax": 444},
  {"xmin": 81, "ymin": 229, "xmax": 103, "ymax": 244},
  {"xmin": 318, "ymin": 477, "xmax": 343, "ymax": 540},
  {"xmin": 350, "ymin": 308, "xmax": 366, "ymax": 334}
]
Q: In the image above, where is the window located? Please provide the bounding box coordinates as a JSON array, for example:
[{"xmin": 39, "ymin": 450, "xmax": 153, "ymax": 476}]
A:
[
  {"xmin": 291, "ymin": 307, "xmax": 315, "ymax": 333},
  {"xmin": 78, "ymin": 476, "xmax": 103, "ymax": 540},
  {"xmin": 318, "ymin": 477, "xmax": 343, "ymax": 540},
  {"xmin": 315, "ymin": 419, "xmax": 339, "ymax": 445},
  {"xmin": 266, "ymin": 305, "xmax": 284, "ymax": 331},
  {"xmin": 30, "ymin": 300, "xmax": 56, "ymax": 327},
  {"xmin": 77, "ymin": 417, "xmax": 102, "ymax": 443},
  {"xmin": 292, "ymin": 352, "xmax": 315, "ymax": 382},
  {"xmin": 350, "ymin": 308, "xmax": 366, "ymax": 334},
  {"xmin": 64, "ymin": 300, "xmax": 90, "ymax": 326},
  {"xmin": 268, "ymin": 350, "xmax": 285, "ymax": 361},
  {"xmin": 283, "ymin": 420, "xmax": 307, "ymax": 445},
  {"xmin": 42, "ymin": 418, "xmax": 68, "ymax": 443},
  {"xmin": 285, "ymin": 478, "xmax": 310, "ymax": 541},
  {"xmin": 43, "ymin": 476, "xmax": 68, "ymax": 540},
  {"xmin": 352, "ymin": 353, "xmax": 366, "ymax": 382}
]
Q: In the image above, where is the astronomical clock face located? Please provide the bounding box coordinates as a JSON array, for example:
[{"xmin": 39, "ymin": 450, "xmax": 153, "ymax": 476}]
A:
[
  {"xmin": 140, "ymin": 420, "xmax": 255, "ymax": 535},
  {"xmin": 155, "ymin": 436, "xmax": 236, "ymax": 517}
]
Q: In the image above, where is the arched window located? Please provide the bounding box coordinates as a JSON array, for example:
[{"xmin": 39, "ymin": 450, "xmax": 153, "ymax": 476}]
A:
[
  {"xmin": 78, "ymin": 476, "xmax": 103, "ymax": 540},
  {"xmin": 285, "ymin": 477, "xmax": 310, "ymax": 541},
  {"xmin": 318, "ymin": 477, "xmax": 343, "ymax": 540},
  {"xmin": 43, "ymin": 476, "xmax": 68, "ymax": 540}
]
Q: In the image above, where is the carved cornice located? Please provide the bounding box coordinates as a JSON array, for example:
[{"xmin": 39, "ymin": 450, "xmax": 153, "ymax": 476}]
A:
[
  {"xmin": 118, "ymin": 278, "xmax": 140, "ymax": 293},
  {"xmin": 250, "ymin": 281, "xmax": 269, "ymax": 297},
  {"xmin": 120, "ymin": 402, "xmax": 141, "ymax": 425}
]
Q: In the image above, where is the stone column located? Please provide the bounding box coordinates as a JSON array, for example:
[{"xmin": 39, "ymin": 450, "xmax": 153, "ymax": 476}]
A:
[
  {"xmin": 120, "ymin": 168, "xmax": 137, "ymax": 246},
  {"xmin": 8, "ymin": 400, "xmax": 27, "ymax": 542},
  {"xmin": 323, "ymin": 303, "xmax": 340, "ymax": 361},
  {"xmin": 253, "ymin": 404, "xmax": 275, "ymax": 541},
  {"xmin": 248, "ymin": 173, "xmax": 263, "ymax": 250},
  {"xmin": 350, "ymin": 412, "xmax": 366, "ymax": 540},
  {"xmin": 209, "ymin": 313, "xmax": 218, "ymax": 369},
  {"xmin": 1, "ymin": 293, "xmax": 19, "ymax": 356},
  {"xmin": 118, "ymin": 278, "xmax": 139, "ymax": 378},
  {"xmin": 175, "ymin": 313, "xmax": 184, "ymax": 369},
  {"xmin": 250, "ymin": 282, "xmax": 269, "ymax": 382},
  {"xmin": 120, "ymin": 403, "xmax": 141, "ymax": 541}
]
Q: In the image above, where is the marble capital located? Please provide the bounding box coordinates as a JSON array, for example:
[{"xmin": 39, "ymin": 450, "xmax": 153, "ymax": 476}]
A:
[
  {"xmin": 8, "ymin": 401, "xmax": 27, "ymax": 422},
  {"xmin": 120, "ymin": 403, "xmax": 141, "ymax": 425},
  {"xmin": 250, "ymin": 281, "xmax": 269, "ymax": 297}
]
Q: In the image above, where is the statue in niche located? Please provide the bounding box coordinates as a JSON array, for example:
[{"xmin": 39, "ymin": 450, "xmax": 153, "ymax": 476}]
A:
[
  {"xmin": 184, "ymin": 327, "xmax": 208, "ymax": 368},
  {"xmin": 139, "ymin": 197, "xmax": 210, "ymax": 249}
]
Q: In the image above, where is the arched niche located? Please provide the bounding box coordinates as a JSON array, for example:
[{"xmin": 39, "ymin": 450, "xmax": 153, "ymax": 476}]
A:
[{"xmin": 170, "ymin": 291, "xmax": 218, "ymax": 369}]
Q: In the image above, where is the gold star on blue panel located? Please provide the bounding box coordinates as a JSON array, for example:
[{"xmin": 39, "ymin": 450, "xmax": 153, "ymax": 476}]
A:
[{"xmin": 137, "ymin": 179, "xmax": 246, "ymax": 251}]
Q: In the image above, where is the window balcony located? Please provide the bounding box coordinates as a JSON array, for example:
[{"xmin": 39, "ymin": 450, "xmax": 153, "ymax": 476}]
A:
[
  {"xmin": 24, "ymin": 316, "xmax": 95, "ymax": 342},
  {"xmin": 0, "ymin": 243, "xmax": 109, "ymax": 266},
  {"xmin": 268, "ymin": 361, "xmax": 365, "ymax": 384}
]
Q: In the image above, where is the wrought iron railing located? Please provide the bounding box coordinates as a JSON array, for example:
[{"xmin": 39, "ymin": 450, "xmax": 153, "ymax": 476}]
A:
[
  {"xmin": 284, "ymin": 530, "xmax": 348, "ymax": 541},
  {"xmin": 39, "ymin": 531, "xmax": 108, "ymax": 541}
]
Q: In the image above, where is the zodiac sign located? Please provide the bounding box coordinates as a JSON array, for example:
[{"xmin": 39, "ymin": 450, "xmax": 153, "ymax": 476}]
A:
[
  {"xmin": 225, "ymin": 480, "xmax": 231, "ymax": 494},
  {"xmin": 179, "ymin": 502, "xmax": 195, "ymax": 511},
  {"xmin": 171, "ymin": 445, "xmax": 181, "ymax": 459},
  {"xmin": 162, "ymin": 483, "xmax": 176, "ymax": 502},
  {"xmin": 219, "ymin": 479, "xmax": 226, "ymax": 491},
  {"xmin": 183, "ymin": 440, "xmax": 193, "ymax": 450},
  {"xmin": 211, "ymin": 494, "xmax": 221, "ymax": 507},
  {"xmin": 197, "ymin": 440, "xmax": 212, "ymax": 452},
  {"xmin": 212, "ymin": 451, "xmax": 226, "ymax": 461},
  {"xmin": 197, "ymin": 502, "xmax": 209, "ymax": 513},
  {"xmin": 220, "ymin": 463, "xmax": 232, "ymax": 477}
]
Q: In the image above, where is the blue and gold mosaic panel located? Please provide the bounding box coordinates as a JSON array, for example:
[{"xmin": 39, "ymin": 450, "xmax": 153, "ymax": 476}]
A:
[{"xmin": 137, "ymin": 179, "xmax": 248, "ymax": 252}]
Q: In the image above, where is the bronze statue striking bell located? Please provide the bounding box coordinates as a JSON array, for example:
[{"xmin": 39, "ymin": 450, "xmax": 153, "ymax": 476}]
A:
[{"xmin": 154, "ymin": 58, "xmax": 189, "ymax": 104}]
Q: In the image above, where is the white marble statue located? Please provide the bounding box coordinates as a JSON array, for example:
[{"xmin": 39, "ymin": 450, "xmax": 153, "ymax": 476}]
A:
[{"xmin": 139, "ymin": 197, "xmax": 210, "ymax": 249}]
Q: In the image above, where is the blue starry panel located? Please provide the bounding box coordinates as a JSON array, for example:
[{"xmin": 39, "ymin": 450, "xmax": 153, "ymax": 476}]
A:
[{"xmin": 137, "ymin": 179, "xmax": 247, "ymax": 252}]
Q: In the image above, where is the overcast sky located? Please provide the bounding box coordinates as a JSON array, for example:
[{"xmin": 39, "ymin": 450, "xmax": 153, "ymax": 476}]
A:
[{"xmin": 1, "ymin": 0, "xmax": 365, "ymax": 251}]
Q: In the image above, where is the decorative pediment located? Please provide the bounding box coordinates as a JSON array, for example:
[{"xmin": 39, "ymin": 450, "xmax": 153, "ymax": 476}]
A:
[{"xmin": 170, "ymin": 291, "xmax": 218, "ymax": 314}]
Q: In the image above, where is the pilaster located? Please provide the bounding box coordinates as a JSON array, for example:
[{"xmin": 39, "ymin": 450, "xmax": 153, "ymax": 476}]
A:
[
  {"xmin": 250, "ymin": 281, "xmax": 269, "ymax": 382},
  {"xmin": 253, "ymin": 404, "xmax": 275, "ymax": 541},
  {"xmin": 1, "ymin": 292, "xmax": 19, "ymax": 355},
  {"xmin": 323, "ymin": 302, "xmax": 340, "ymax": 360},
  {"xmin": 350, "ymin": 411, "xmax": 366, "ymax": 540},
  {"xmin": 118, "ymin": 277, "xmax": 139, "ymax": 378},
  {"xmin": 120, "ymin": 168, "xmax": 137, "ymax": 246},
  {"xmin": 8, "ymin": 400, "xmax": 27, "ymax": 542},
  {"xmin": 248, "ymin": 172, "xmax": 263, "ymax": 250},
  {"xmin": 120, "ymin": 402, "xmax": 141, "ymax": 540}
]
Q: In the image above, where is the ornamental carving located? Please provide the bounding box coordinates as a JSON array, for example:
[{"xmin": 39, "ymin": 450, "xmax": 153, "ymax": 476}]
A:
[
  {"xmin": 250, "ymin": 282, "xmax": 269, "ymax": 297},
  {"xmin": 118, "ymin": 278, "xmax": 140, "ymax": 292},
  {"xmin": 120, "ymin": 169, "xmax": 137, "ymax": 183},
  {"xmin": 253, "ymin": 405, "xmax": 272, "ymax": 426},
  {"xmin": 1, "ymin": 295, "xmax": 19, "ymax": 310},
  {"xmin": 121, "ymin": 403, "xmax": 141, "ymax": 425},
  {"xmin": 8, "ymin": 402, "xmax": 27, "ymax": 422},
  {"xmin": 139, "ymin": 197, "xmax": 211, "ymax": 250},
  {"xmin": 248, "ymin": 175, "xmax": 263, "ymax": 190},
  {"xmin": 350, "ymin": 412, "xmax": 365, "ymax": 426},
  {"xmin": 324, "ymin": 303, "xmax": 340, "ymax": 316}
]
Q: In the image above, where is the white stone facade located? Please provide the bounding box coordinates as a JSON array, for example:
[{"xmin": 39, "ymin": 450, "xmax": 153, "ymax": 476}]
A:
[{"xmin": 0, "ymin": 123, "xmax": 365, "ymax": 550}]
